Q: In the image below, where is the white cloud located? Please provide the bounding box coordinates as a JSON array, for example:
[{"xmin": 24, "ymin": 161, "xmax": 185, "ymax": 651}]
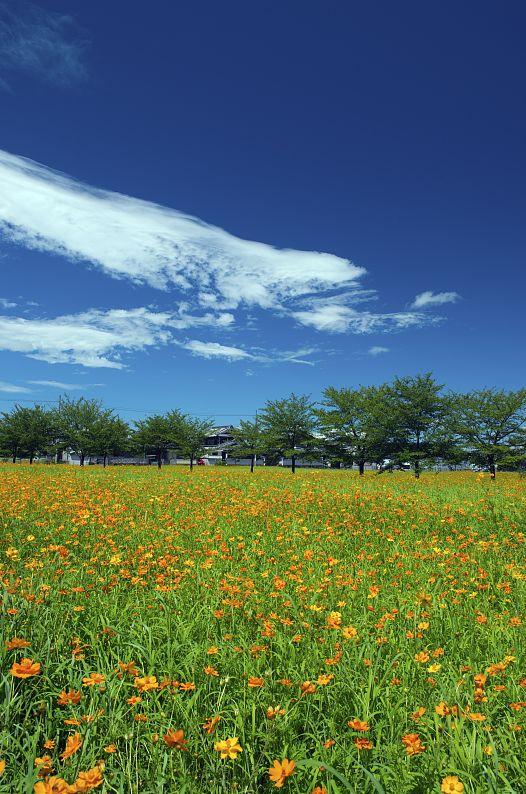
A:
[
  {"xmin": 292, "ymin": 301, "xmax": 433, "ymax": 334},
  {"xmin": 181, "ymin": 340, "xmax": 252, "ymax": 361},
  {"xmin": 0, "ymin": 149, "xmax": 365, "ymax": 312},
  {"xmin": 180, "ymin": 339, "xmax": 316, "ymax": 366},
  {"xmin": 0, "ymin": 380, "xmax": 31, "ymax": 393},
  {"xmin": 411, "ymin": 290, "xmax": 460, "ymax": 309},
  {"xmin": 28, "ymin": 380, "xmax": 104, "ymax": 390},
  {"xmin": 0, "ymin": 297, "xmax": 16, "ymax": 308},
  {"xmin": 0, "ymin": 2, "xmax": 88, "ymax": 88},
  {"xmin": 368, "ymin": 346, "xmax": 389, "ymax": 355},
  {"xmin": 0, "ymin": 307, "xmax": 180, "ymax": 368}
]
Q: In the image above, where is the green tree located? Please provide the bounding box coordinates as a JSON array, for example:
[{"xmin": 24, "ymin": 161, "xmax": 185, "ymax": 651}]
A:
[
  {"xmin": 173, "ymin": 413, "xmax": 213, "ymax": 470},
  {"xmin": 92, "ymin": 415, "xmax": 130, "ymax": 467},
  {"xmin": 0, "ymin": 405, "xmax": 55, "ymax": 463},
  {"xmin": 231, "ymin": 417, "xmax": 268, "ymax": 472},
  {"xmin": 317, "ymin": 385, "xmax": 391, "ymax": 474},
  {"xmin": 56, "ymin": 396, "xmax": 115, "ymax": 466},
  {"xmin": 259, "ymin": 393, "xmax": 317, "ymax": 473},
  {"xmin": 388, "ymin": 374, "xmax": 447, "ymax": 478},
  {"xmin": 450, "ymin": 388, "xmax": 526, "ymax": 478},
  {"xmin": 133, "ymin": 414, "xmax": 173, "ymax": 469}
]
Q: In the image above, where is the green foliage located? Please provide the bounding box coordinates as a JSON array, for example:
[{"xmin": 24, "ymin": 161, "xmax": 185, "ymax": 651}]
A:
[
  {"xmin": 259, "ymin": 393, "xmax": 317, "ymax": 473},
  {"xmin": 0, "ymin": 404, "xmax": 55, "ymax": 462},
  {"xmin": 449, "ymin": 388, "xmax": 526, "ymax": 476}
]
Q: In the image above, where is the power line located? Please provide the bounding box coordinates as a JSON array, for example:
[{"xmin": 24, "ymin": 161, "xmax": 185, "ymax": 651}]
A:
[{"xmin": 0, "ymin": 396, "xmax": 255, "ymax": 417}]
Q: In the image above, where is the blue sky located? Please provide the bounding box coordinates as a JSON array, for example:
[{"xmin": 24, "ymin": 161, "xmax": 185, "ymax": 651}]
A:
[{"xmin": 0, "ymin": 0, "xmax": 525, "ymax": 423}]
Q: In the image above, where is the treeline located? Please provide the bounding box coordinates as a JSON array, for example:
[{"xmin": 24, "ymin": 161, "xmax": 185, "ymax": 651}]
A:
[{"xmin": 0, "ymin": 375, "xmax": 525, "ymax": 478}]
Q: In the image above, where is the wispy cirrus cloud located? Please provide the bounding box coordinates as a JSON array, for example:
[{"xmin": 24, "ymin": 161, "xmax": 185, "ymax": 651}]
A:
[
  {"xmin": 0, "ymin": 149, "xmax": 364, "ymax": 313},
  {"xmin": 368, "ymin": 346, "xmax": 389, "ymax": 356},
  {"xmin": 0, "ymin": 307, "xmax": 222, "ymax": 368},
  {"xmin": 179, "ymin": 339, "xmax": 315, "ymax": 365},
  {"xmin": 0, "ymin": 306, "xmax": 316, "ymax": 369},
  {"xmin": 411, "ymin": 290, "xmax": 460, "ymax": 309},
  {"xmin": 28, "ymin": 380, "xmax": 104, "ymax": 390},
  {"xmin": 291, "ymin": 299, "xmax": 435, "ymax": 334},
  {"xmin": 0, "ymin": 2, "xmax": 88, "ymax": 89},
  {"xmin": 0, "ymin": 380, "xmax": 31, "ymax": 393}
]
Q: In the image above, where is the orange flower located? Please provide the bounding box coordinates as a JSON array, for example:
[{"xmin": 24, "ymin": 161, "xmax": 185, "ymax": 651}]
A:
[
  {"xmin": 414, "ymin": 651, "xmax": 430, "ymax": 664},
  {"xmin": 411, "ymin": 707, "xmax": 426, "ymax": 721},
  {"xmin": 266, "ymin": 705, "xmax": 285, "ymax": 719},
  {"xmin": 312, "ymin": 787, "xmax": 328, "ymax": 794},
  {"xmin": 61, "ymin": 732, "xmax": 83, "ymax": 760},
  {"xmin": 402, "ymin": 733, "xmax": 425, "ymax": 756},
  {"xmin": 268, "ymin": 758, "xmax": 295, "ymax": 788},
  {"xmin": 248, "ymin": 676, "xmax": 265, "ymax": 688},
  {"xmin": 342, "ymin": 626, "xmax": 358, "ymax": 640},
  {"xmin": 134, "ymin": 675, "xmax": 158, "ymax": 692},
  {"xmin": 204, "ymin": 665, "xmax": 219, "ymax": 677},
  {"xmin": 34, "ymin": 778, "xmax": 72, "ymax": 793},
  {"xmin": 347, "ymin": 719, "xmax": 369, "ymax": 732},
  {"xmin": 300, "ymin": 680, "xmax": 316, "ymax": 696},
  {"xmin": 117, "ymin": 660, "xmax": 139, "ymax": 678},
  {"xmin": 6, "ymin": 637, "xmax": 31, "ymax": 650},
  {"xmin": 127, "ymin": 695, "xmax": 142, "ymax": 706},
  {"xmin": 354, "ymin": 738, "xmax": 373, "ymax": 750},
  {"xmin": 214, "ymin": 737, "xmax": 243, "ymax": 759},
  {"xmin": 57, "ymin": 689, "xmax": 82, "ymax": 706},
  {"xmin": 322, "ymin": 739, "xmax": 335, "ymax": 748},
  {"xmin": 34, "ymin": 755, "xmax": 54, "ymax": 777},
  {"xmin": 10, "ymin": 658, "xmax": 41, "ymax": 678},
  {"xmin": 179, "ymin": 681, "xmax": 196, "ymax": 691},
  {"xmin": 82, "ymin": 673, "xmax": 105, "ymax": 687},
  {"xmin": 104, "ymin": 744, "xmax": 116, "ymax": 753},
  {"xmin": 317, "ymin": 674, "xmax": 333, "ymax": 686},
  {"xmin": 441, "ymin": 776, "xmax": 464, "ymax": 793},
  {"xmin": 202, "ymin": 715, "xmax": 221, "ymax": 734},
  {"xmin": 326, "ymin": 611, "xmax": 342, "ymax": 629},
  {"xmin": 163, "ymin": 729, "xmax": 188, "ymax": 750},
  {"xmin": 74, "ymin": 766, "xmax": 104, "ymax": 790}
]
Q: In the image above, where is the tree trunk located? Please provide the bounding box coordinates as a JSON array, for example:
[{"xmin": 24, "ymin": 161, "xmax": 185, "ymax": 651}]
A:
[
  {"xmin": 80, "ymin": 453, "xmax": 85, "ymax": 467},
  {"xmin": 190, "ymin": 455, "xmax": 194, "ymax": 471},
  {"xmin": 488, "ymin": 455, "xmax": 496, "ymax": 479},
  {"xmin": 250, "ymin": 454, "xmax": 255, "ymax": 473},
  {"xmin": 103, "ymin": 455, "xmax": 107, "ymax": 468},
  {"xmin": 414, "ymin": 459, "xmax": 420, "ymax": 479},
  {"xmin": 29, "ymin": 453, "xmax": 34, "ymax": 464},
  {"xmin": 291, "ymin": 454, "xmax": 296, "ymax": 474},
  {"xmin": 12, "ymin": 451, "xmax": 16, "ymax": 464},
  {"xmin": 358, "ymin": 460, "xmax": 365, "ymax": 476},
  {"xmin": 157, "ymin": 451, "xmax": 162, "ymax": 469}
]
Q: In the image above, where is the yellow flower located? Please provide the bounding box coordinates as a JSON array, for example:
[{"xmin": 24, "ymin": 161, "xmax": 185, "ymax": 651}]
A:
[
  {"xmin": 215, "ymin": 737, "xmax": 243, "ymax": 760},
  {"xmin": 441, "ymin": 775, "xmax": 464, "ymax": 793}
]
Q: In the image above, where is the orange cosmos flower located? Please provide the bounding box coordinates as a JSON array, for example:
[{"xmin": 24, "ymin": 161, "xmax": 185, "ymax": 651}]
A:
[
  {"xmin": 6, "ymin": 637, "xmax": 31, "ymax": 650},
  {"xmin": 354, "ymin": 738, "xmax": 373, "ymax": 750},
  {"xmin": 347, "ymin": 719, "xmax": 369, "ymax": 732},
  {"xmin": 202, "ymin": 715, "xmax": 221, "ymax": 734},
  {"xmin": 402, "ymin": 733, "xmax": 425, "ymax": 756},
  {"xmin": 163, "ymin": 729, "xmax": 188, "ymax": 750},
  {"xmin": 312, "ymin": 788, "xmax": 328, "ymax": 794},
  {"xmin": 248, "ymin": 676, "xmax": 265, "ymax": 688},
  {"xmin": 0, "ymin": 760, "xmax": 4, "ymax": 776},
  {"xmin": 342, "ymin": 625, "xmax": 358, "ymax": 640},
  {"xmin": 104, "ymin": 744, "xmax": 116, "ymax": 753},
  {"xmin": 300, "ymin": 680, "xmax": 316, "ymax": 696},
  {"xmin": 266, "ymin": 705, "xmax": 285, "ymax": 719},
  {"xmin": 204, "ymin": 665, "xmax": 219, "ymax": 677},
  {"xmin": 117, "ymin": 660, "xmax": 139, "ymax": 678},
  {"xmin": 11, "ymin": 658, "xmax": 41, "ymax": 678},
  {"xmin": 73, "ymin": 765, "xmax": 104, "ymax": 790},
  {"xmin": 414, "ymin": 651, "xmax": 430, "ymax": 664},
  {"xmin": 322, "ymin": 739, "xmax": 335, "ymax": 749},
  {"xmin": 134, "ymin": 675, "xmax": 158, "ymax": 692},
  {"xmin": 214, "ymin": 737, "xmax": 243, "ymax": 759},
  {"xmin": 317, "ymin": 674, "xmax": 333, "ymax": 686},
  {"xmin": 179, "ymin": 681, "xmax": 196, "ymax": 691},
  {"xmin": 268, "ymin": 758, "xmax": 295, "ymax": 788},
  {"xmin": 60, "ymin": 732, "xmax": 83, "ymax": 760},
  {"xmin": 411, "ymin": 707, "xmax": 426, "ymax": 721},
  {"xmin": 82, "ymin": 673, "xmax": 105, "ymax": 687},
  {"xmin": 326, "ymin": 611, "xmax": 342, "ymax": 629},
  {"xmin": 34, "ymin": 777, "xmax": 71, "ymax": 793},
  {"xmin": 127, "ymin": 695, "xmax": 142, "ymax": 706},
  {"xmin": 34, "ymin": 756, "xmax": 54, "ymax": 777},
  {"xmin": 441, "ymin": 776, "xmax": 464, "ymax": 793},
  {"xmin": 57, "ymin": 689, "xmax": 82, "ymax": 706}
]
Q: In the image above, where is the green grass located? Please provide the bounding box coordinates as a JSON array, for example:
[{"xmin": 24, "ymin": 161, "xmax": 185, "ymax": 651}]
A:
[{"xmin": 0, "ymin": 465, "xmax": 524, "ymax": 793}]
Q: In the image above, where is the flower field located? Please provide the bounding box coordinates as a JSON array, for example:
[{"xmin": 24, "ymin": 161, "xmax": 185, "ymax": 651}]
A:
[{"xmin": 0, "ymin": 465, "xmax": 525, "ymax": 793}]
